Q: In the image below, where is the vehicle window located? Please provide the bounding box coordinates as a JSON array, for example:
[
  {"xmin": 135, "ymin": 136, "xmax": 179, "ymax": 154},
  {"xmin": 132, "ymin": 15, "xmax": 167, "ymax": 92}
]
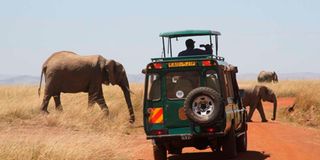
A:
[
  {"xmin": 224, "ymin": 72, "xmax": 234, "ymax": 98},
  {"xmin": 166, "ymin": 71, "xmax": 200, "ymax": 100},
  {"xmin": 206, "ymin": 70, "xmax": 220, "ymax": 93},
  {"xmin": 147, "ymin": 74, "xmax": 161, "ymax": 101}
]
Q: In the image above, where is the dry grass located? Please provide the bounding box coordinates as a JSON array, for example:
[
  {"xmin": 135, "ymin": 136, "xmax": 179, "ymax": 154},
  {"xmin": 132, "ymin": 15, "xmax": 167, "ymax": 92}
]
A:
[
  {"xmin": 0, "ymin": 84, "xmax": 144, "ymax": 160},
  {"xmin": 0, "ymin": 130, "xmax": 124, "ymax": 160},
  {"xmin": 239, "ymin": 80, "xmax": 320, "ymax": 128},
  {"xmin": 1, "ymin": 80, "xmax": 319, "ymax": 159},
  {"xmin": 280, "ymin": 83, "xmax": 320, "ymax": 128}
]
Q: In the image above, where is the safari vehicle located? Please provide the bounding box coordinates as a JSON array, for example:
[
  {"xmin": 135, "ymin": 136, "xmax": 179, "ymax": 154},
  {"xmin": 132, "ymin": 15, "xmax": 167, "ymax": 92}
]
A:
[{"xmin": 143, "ymin": 30, "xmax": 247, "ymax": 160}]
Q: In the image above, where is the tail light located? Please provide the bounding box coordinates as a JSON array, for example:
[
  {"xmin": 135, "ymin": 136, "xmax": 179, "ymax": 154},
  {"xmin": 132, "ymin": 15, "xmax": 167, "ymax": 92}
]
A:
[
  {"xmin": 202, "ymin": 60, "xmax": 212, "ymax": 66},
  {"xmin": 153, "ymin": 63, "xmax": 162, "ymax": 69},
  {"xmin": 204, "ymin": 127, "xmax": 215, "ymax": 133},
  {"xmin": 147, "ymin": 63, "xmax": 162, "ymax": 70}
]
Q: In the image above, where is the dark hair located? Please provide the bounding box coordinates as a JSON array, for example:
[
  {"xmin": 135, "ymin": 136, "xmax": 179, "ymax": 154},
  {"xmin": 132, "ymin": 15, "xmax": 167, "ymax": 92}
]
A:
[{"xmin": 185, "ymin": 39, "xmax": 194, "ymax": 48}]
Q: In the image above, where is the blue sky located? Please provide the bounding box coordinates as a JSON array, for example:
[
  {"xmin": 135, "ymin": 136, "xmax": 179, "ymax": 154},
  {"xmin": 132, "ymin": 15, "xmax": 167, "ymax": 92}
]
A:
[{"xmin": 0, "ymin": 0, "xmax": 319, "ymax": 76}]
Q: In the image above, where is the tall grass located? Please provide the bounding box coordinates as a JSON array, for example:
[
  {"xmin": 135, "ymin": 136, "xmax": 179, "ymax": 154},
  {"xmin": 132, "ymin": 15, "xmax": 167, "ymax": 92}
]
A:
[
  {"xmin": 239, "ymin": 80, "xmax": 320, "ymax": 128},
  {"xmin": 1, "ymin": 80, "xmax": 319, "ymax": 159},
  {"xmin": 238, "ymin": 80, "xmax": 320, "ymax": 97},
  {"xmin": 280, "ymin": 84, "xmax": 320, "ymax": 128},
  {"xmin": 0, "ymin": 84, "xmax": 144, "ymax": 160}
]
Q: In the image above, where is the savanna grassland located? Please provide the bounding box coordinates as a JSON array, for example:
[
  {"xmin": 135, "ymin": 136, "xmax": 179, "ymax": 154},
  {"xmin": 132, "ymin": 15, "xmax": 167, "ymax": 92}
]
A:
[
  {"xmin": 239, "ymin": 80, "xmax": 320, "ymax": 128},
  {"xmin": 0, "ymin": 84, "xmax": 145, "ymax": 160},
  {"xmin": 0, "ymin": 80, "xmax": 319, "ymax": 160}
]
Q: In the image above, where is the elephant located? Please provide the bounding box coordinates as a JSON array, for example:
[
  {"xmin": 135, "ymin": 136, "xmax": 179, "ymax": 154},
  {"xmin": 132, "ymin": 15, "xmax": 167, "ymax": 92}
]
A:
[
  {"xmin": 257, "ymin": 71, "xmax": 278, "ymax": 83},
  {"xmin": 38, "ymin": 51, "xmax": 135, "ymax": 123},
  {"xmin": 242, "ymin": 85, "xmax": 277, "ymax": 122}
]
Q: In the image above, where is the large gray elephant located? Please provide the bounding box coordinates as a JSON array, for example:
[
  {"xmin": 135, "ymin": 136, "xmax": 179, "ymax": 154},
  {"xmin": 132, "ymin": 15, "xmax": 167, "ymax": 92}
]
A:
[
  {"xmin": 38, "ymin": 51, "xmax": 135, "ymax": 123},
  {"xmin": 257, "ymin": 71, "xmax": 278, "ymax": 83},
  {"xmin": 242, "ymin": 85, "xmax": 277, "ymax": 122}
]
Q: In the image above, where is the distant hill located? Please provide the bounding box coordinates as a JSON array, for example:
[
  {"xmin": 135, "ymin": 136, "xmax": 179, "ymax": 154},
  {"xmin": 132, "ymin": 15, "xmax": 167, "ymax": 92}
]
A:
[
  {"xmin": 0, "ymin": 75, "xmax": 39, "ymax": 84},
  {"xmin": 237, "ymin": 72, "xmax": 320, "ymax": 81},
  {"xmin": 0, "ymin": 72, "xmax": 319, "ymax": 84},
  {"xmin": 237, "ymin": 73, "xmax": 257, "ymax": 81},
  {"xmin": 0, "ymin": 74, "xmax": 145, "ymax": 84},
  {"xmin": 127, "ymin": 74, "xmax": 144, "ymax": 83},
  {"xmin": 278, "ymin": 72, "xmax": 320, "ymax": 80}
]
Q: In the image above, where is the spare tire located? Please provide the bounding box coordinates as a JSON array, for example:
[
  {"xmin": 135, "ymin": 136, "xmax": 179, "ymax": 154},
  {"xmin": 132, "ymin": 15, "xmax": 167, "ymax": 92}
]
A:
[{"xmin": 184, "ymin": 87, "xmax": 221, "ymax": 126}]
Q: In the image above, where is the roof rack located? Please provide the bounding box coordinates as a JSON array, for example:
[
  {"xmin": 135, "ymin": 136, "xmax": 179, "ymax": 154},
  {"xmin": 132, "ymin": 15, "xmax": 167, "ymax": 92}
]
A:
[
  {"xmin": 160, "ymin": 29, "xmax": 221, "ymax": 58},
  {"xmin": 160, "ymin": 30, "xmax": 221, "ymax": 38},
  {"xmin": 151, "ymin": 55, "xmax": 225, "ymax": 62}
]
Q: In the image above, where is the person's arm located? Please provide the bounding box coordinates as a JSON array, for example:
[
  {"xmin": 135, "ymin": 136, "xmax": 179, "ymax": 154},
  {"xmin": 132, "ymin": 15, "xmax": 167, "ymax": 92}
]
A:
[
  {"xmin": 194, "ymin": 48, "xmax": 211, "ymax": 55},
  {"xmin": 204, "ymin": 44, "xmax": 213, "ymax": 55}
]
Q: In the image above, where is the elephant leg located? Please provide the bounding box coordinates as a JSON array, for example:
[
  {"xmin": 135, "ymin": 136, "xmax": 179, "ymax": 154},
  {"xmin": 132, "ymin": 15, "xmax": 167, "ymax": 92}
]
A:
[
  {"xmin": 53, "ymin": 94, "xmax": 63, "ymax": 111},
  {"xmin": 256, "ymin": 101, "xmax": 268, "ymax": 122},
  {"xmin": 95, "ymin": 90, "xmax": 109, "ymax": 116},
  {"xmin": 88, "ymin": 92, "xmax": 96, "ymax": 108},
  {"xmin": 96, "ymin": 97, "xmax": 109, "ymax": 114},
  {"xmin": 40, "ymin": 94, "xmax": 51, "ymax": 114},
  {"xmin": 88, "ymin": 86, "xmax": 109, "ymax": 116},
  {"xmin": 247, "ymin": 105, "xmax": 255, "ymax": 122}
]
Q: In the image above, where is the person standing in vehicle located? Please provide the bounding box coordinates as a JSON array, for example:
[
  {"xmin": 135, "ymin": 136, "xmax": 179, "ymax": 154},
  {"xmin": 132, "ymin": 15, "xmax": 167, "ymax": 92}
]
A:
[{"xmin": 178, "ymin": 39, "xmax": 213, "ymax": 56}]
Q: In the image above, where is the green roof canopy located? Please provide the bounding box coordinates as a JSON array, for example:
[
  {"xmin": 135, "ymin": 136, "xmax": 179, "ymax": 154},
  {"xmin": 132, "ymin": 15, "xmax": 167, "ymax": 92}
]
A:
[{"xmin": 160, "ymin": 30, "xmax": 221, "ymax": 38}]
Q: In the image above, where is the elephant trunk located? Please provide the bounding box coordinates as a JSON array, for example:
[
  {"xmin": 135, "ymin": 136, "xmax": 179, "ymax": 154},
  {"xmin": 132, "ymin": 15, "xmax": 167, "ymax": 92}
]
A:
[
  {"xmin": 120, "ymin": 76, "xmax": 135, "ymax": 123},
  {"xmin": 271, "ymin": 94, "xmax": 277, "ymax": 120}
]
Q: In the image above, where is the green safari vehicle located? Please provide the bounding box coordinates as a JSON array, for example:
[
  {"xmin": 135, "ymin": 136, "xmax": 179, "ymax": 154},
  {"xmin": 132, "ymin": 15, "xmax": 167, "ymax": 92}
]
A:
[{"xmin": 142, "ymin": 30, "xmax": 247, "ymax": 159}]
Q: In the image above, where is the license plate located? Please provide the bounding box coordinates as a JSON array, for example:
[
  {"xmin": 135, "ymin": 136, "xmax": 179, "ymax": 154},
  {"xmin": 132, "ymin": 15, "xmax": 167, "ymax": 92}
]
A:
[{"xmin": 181, "ymin": 135, "xmax": 192, "ymax": 140}]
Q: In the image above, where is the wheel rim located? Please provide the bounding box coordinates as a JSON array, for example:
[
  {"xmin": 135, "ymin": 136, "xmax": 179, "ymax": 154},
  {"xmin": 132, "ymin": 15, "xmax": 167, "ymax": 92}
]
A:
[{"xmin": 192, "ymin": 95, "xmax": 215, "ymax": 117}]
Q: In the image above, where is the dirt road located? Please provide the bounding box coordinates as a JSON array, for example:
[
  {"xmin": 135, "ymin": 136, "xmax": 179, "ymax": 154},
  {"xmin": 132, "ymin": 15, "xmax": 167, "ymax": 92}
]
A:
[
  {"xmin": 133, "ymin": 98, "xmax": 320, "ymax": 160},
  {"xmin": 1, "ymin": 97, "xmax": 319, "ymax": 159}
]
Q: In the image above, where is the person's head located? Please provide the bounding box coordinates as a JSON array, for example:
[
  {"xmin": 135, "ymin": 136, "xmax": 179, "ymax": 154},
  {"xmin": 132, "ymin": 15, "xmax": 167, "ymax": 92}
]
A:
[{"xmin": 185, "ymin": 39, "xmax": 195, "ymax": 49}]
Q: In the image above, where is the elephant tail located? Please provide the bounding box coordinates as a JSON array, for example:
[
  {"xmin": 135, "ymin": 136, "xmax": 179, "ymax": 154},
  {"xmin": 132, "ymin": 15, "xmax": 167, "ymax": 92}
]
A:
[{"xmin": 38, "ymin": 67, "xmax": 45, "ymax": 97}]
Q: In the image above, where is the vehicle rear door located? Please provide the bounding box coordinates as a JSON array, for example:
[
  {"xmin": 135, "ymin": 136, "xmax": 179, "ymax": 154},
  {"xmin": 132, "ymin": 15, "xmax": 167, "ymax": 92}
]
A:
[{"xmin": 164, "ymin": 71, "xmax": 200, "ymax": 130}]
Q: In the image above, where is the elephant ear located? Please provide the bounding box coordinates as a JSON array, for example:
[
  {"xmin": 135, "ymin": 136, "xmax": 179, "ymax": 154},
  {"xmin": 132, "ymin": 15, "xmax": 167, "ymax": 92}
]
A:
[
  {"xmin": 255, "ymin": 85, "xmax": 265, "ymax": 98},
  {"xmin": 257, "ymin": 85, "xmax": 271, "ymax": 101},
  {"xmin": 116, "ymin": 62, "xmax": 126, "ymax": 83},
  {"xmin": 106, "ymin": 60, "xmax": 117, "ymax": 85},
  {"xmin": 105, "ymin": 60, "xmax": 127, "ymax": 85}
]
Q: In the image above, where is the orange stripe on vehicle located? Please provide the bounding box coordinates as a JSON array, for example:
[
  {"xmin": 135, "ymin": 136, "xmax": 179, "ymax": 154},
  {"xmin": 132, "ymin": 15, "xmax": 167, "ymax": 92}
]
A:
[
  {"xmin": 149, "ymin": 108, "xmax": 163, "ymax": 124},
  {"xmin": 153, "ymin": 109, "xmax": 163, "ymax": 123}
]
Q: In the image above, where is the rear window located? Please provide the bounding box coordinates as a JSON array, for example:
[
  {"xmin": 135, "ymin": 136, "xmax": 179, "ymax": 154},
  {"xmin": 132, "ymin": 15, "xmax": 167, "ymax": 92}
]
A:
[
  {"xmin": 206, "ymin": 70, "xmax": 221, "ymax": 93},
  {"xmin": 166, "ymin": 71, "xmax": 200, "ymax": 100},
  {"xmin": 147, "ymin": 74, "xmax": 161, "ymax": 101}
]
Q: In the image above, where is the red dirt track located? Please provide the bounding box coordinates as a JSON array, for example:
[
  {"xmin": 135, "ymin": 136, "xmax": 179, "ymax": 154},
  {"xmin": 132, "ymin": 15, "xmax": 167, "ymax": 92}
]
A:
[{"xmin": 133, "ymin": 98, "xmax": 320, "ymax": 160}]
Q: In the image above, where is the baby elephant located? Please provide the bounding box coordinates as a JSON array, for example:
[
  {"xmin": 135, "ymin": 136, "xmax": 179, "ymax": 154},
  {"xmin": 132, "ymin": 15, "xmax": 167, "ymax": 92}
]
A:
[{"xmin": 242, "ymin": 85, "xmax": 277, "ymax": 122}]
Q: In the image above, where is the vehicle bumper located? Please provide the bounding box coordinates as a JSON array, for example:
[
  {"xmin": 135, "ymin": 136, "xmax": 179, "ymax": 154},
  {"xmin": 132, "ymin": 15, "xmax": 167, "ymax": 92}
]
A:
[{"xmin": 146, "ymin": 131, "xmax": 225, "ymax": 140}]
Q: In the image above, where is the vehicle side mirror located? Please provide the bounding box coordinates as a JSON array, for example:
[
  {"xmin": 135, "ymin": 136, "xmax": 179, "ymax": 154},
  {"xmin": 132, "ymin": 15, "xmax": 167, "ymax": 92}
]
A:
[{"xmin": 141, "ymin": 69, "xmax": 146, "ymax": 74}]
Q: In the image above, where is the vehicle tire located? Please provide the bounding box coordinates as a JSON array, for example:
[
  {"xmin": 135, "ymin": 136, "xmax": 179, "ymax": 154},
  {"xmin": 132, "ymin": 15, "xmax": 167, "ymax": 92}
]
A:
[
  {"xmin": 168, "ymin": 147, "xmax": 182, "ymax": 155},
  {"xmin": 236, "ymin": 129, "xmax": 247, "ymax": 152},
  {"xmin": 210, "ymin": 144, "xmax": 222, "ymax": 152},
  {"xmin": 153, "ymin": 142, "xmax": 167, "ymax": 160},
  {"xmin": 222, "ymin": 124, "xmax": 237, "ymax": 158},
  {"xmin": 236, "ymin": 110, "xmax": 248, "ymax": 152},
  {"xmin": 210, "ymin": 139, "xmax": 222, "ymax": 152},
  {"xmin": 184, "ymin": 87, "xmax": 221, "ymax": 126}
]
